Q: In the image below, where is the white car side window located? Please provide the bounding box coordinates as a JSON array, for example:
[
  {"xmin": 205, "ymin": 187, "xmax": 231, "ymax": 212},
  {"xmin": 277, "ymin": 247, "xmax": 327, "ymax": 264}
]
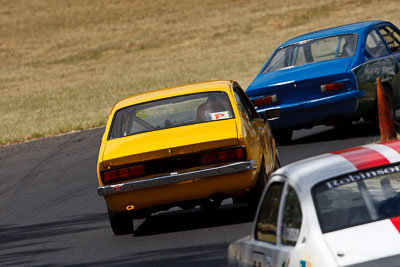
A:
[
  {"xmin": 255, "ymin": 182, "xmax": 284, "ymax": 244},
  {"xmin": 281, "ymin": 186, "xmax": 302, "ymax": 246}
]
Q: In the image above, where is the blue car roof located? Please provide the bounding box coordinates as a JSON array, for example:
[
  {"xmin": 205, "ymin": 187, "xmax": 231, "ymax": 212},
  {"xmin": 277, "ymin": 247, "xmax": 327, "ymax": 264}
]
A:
[{"xmin": 280, "ymin": 20, "xmax": 386, "ymax": 47}]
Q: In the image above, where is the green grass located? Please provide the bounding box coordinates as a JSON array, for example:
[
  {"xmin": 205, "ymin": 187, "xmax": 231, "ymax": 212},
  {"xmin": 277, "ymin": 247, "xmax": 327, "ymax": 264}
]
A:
[{"xmin": 0, "ymin": 0, "xmax": 399, "ymax": 145}]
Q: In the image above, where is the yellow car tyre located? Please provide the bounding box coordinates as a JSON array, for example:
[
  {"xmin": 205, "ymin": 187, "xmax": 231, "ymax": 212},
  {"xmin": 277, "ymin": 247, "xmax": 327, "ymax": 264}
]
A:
[
  {"xmin": 199, "ymin": 197, "xmax": 223, "ymax": 212},
  {"xmin": 248, "ymin": 164, "xmax": 267, "ymax": 213},
  {"xmin": 249, "ymin": 156, "xmax": 281, "ymax": 212},
  {"xmin": 107, "ymin": 206, "xmax": 134, "ymax": 235}
]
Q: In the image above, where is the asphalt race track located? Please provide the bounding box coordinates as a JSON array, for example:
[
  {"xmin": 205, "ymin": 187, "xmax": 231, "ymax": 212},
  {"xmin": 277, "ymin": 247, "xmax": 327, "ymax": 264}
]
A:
[{"xmin": 0, "ymin": 121, "xmax": 385, "ymax": 266}]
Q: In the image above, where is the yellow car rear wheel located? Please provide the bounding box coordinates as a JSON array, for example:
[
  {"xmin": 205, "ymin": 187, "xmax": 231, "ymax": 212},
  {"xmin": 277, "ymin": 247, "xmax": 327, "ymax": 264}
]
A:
[
  {"xmin": 200, "ymin": 198, "xmax": 223, "ymax": 212},
  {"xmin": 248, "ymin": 164, "xmax": 267, "ymax": 213},
  {"xmin": 107, "ymin": 206, "xmax": 134, "ymax": 235}
]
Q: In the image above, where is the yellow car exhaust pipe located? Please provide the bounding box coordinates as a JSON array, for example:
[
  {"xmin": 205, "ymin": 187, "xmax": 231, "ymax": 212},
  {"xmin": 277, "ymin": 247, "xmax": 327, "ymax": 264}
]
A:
[{"xmin": 126, "ymin": 205, "xmax": 135, "ymax": 211}]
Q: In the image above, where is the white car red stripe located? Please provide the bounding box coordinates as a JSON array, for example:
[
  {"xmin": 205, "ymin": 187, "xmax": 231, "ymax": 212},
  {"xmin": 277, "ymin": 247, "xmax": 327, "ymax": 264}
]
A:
[
  {"xmin": 391, "ymin": 216, "xmax": 400, "ymax": 233},
  {"xmin": 363, "ymin": 143, "xmax": 400, "ymax": 163},
  {"xmin": 382, "ymin": 140, "xmax": 400, "ymax": 154},
  {"xmin": 332, "ymin": 146, "xmax": 390, "ymax": 170}
]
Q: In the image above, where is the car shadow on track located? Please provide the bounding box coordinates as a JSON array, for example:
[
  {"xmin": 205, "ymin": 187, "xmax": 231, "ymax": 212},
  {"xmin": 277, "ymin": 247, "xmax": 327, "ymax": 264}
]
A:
[
  {"xmin": 63, "ymin": 243, "xmax": 230, "ymax": 267},
  {"xmin": 0, "ymin": 213, "xmax": 108, "ymax": 266},
  {"xmin": 286, "ymin": 121, "xmax": 383, "ymax": 146},
  {"xmin": 134, "ymin": 203, "xmax": 253, "ymax": 237}
]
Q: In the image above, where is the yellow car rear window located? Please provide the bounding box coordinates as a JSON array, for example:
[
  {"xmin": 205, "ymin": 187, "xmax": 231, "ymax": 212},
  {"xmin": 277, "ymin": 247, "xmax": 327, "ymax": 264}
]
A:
[{"xmin": 108, "ymin": 91, "xmax": 234, "ymax": 140}]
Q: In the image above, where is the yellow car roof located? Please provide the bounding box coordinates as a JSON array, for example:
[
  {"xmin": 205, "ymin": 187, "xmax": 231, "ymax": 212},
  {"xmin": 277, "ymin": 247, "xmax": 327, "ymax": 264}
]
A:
[{"xmin": 113, "ymin": 80, "xmax": 234, "ymax": 111}]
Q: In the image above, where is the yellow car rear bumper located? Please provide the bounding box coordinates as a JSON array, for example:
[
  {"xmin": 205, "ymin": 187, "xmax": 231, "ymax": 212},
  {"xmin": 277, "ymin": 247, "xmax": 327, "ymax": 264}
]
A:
[
  {"xmin": 98, "ymin": 160, "xmax": 256, "ymax": 196},
  {"xmin": 99, "ymin": 160, "xmax": 258, "ymax": 211}
]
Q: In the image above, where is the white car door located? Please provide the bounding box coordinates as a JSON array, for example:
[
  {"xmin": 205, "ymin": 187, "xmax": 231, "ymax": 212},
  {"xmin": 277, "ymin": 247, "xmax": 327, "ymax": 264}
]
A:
[
  {"xmin": 250, "ymin": 181, "xmax": 303, "ymax": 267},
  {"xmin": 275, "ymin": 184, "xmax": 303, "ymax": 267},
  {"xmin": 251, "ymin": 182, "xmax": 284, "ymax": 267}
]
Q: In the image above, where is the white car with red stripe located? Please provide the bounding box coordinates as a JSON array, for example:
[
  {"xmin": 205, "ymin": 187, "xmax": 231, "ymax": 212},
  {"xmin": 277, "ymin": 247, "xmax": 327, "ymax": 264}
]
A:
[{"xmin": 228, "ymin": 141, "xmax": 400, "ymax": 267}]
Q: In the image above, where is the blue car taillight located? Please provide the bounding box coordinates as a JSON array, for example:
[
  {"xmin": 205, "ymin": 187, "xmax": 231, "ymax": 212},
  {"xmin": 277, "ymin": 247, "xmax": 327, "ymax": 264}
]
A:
[
  {"xmin": 253, "ymin": 94, "xmax": 277, "ymax": 107},
  {"xmin": 321, "ymin": 82, "xmax": 345, "ymax": 92}
]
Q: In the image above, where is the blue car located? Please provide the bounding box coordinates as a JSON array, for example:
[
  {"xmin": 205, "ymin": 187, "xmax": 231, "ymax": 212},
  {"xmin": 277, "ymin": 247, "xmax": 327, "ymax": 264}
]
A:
[{"xmin": 247, "ymin": 20, "xmax": 400, "ymax": 144}]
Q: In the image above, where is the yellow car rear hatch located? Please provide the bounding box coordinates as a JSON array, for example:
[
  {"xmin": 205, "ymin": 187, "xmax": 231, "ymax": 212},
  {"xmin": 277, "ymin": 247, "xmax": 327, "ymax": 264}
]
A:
[{"xmin": 101, "ymin": 119, "xmax": 239, "ymax": 168}]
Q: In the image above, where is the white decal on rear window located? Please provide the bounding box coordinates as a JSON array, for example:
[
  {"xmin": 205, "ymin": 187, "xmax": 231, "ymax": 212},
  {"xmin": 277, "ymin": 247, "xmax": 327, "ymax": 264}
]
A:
[
  {"xmin": 326, "ymin": 164, "xmax": 400, "ymax": 189},
  {"xmin": 210, "ymin": 111, "xmax": 229, "ymax": 120}
]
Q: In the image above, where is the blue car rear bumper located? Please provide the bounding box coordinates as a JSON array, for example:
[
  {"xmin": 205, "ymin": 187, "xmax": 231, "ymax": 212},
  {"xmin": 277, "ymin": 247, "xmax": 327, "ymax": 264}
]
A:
[{"xmin": 256, "ymin": 90, "xmax": 366, "ymax": 130}]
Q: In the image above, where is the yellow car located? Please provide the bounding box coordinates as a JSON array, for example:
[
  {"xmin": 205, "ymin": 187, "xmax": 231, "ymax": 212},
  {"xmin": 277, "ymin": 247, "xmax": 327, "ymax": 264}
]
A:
[{"xmin": 97, "ymin": 80, "xmax": 280, "ymax": 235}]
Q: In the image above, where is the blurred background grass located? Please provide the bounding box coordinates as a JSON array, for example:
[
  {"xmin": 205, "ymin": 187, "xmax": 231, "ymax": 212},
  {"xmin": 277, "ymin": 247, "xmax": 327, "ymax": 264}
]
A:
[{"xmin": 1, "ymin": 0, "xmax": 399, "ymax": 145}]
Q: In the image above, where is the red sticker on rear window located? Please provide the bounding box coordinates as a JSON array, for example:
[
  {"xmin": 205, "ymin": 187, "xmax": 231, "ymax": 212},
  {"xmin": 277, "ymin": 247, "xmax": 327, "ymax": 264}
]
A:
[{"xmin": 210, "ymin": 111, "xmax": 229, "ymax": 120}]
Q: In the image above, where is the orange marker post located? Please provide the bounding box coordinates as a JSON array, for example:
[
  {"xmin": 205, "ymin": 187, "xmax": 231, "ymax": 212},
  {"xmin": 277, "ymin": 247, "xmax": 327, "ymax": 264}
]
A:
[{"xmin": 377, "ymin": 77, "xmax": 397, "ymax": 142}]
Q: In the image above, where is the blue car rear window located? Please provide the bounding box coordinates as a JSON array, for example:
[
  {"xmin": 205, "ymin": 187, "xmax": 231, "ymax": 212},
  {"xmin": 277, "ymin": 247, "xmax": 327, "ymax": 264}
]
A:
[{"xmin": 263, "ymin": 34, "xmax": 357, "ymax": 73}]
